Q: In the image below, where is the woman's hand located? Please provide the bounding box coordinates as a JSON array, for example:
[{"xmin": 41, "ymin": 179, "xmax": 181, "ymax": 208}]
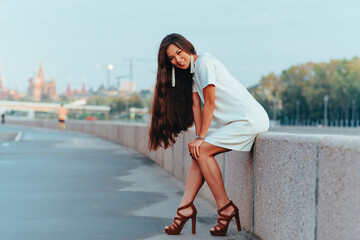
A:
[{"xmin": 188, "ymin": 139, "xmax": 204, "ymax": 160}]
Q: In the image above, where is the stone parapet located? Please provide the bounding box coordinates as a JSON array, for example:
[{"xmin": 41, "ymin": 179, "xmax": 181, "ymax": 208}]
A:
[{"xmin": 7, "ymin": 119, "xmax": 360, "ymax": 240}]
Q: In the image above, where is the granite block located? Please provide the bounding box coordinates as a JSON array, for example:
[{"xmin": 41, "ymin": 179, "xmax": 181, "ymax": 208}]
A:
[
  {"xmin": 115, "ymin": 125, "xmax": 123, "ymax": 145},
  {"xmin": 143, "ymin": 125, "xmax": 150, "ymax": 156},
  {"xmin": 43, "ymin": 120, "xmax": 52, "ymax": 129},
  {"xmin": 80, "ymin": 121, "xmax": 86, "ymax": 133},
  {"xmin": 224, "ymin": 150, "xmax": 253, "ymax": 232},
  {"xmin": 128, "ymin": 125, "xmax": 136, "ymax": 149},
  {"xmin": 162, "ymin": 147, "xmax": 173, "ymax": 174},
  {"xmin": 133, "ymin": 126, "xmax": 140, "ymax": 153},
  {"xmin": 67, "ymin": 120, "xmax": 74, "ymax": 131},
  {"xmin": 113, "ymin": 125, "xmax": 120, "ymax": 145},
  {"xmin": 101, "ymin": 123, "xmax": 109, "ymax": 139},
  {"xmin": 148, "ymin": 149, "xmax": 157, "ymax": 162},
  {"xmin": 133, "ymin": 125, "xmax": 148, "ymax": 155},
  {"xmin": 254, "ymin": 133, "xmax": 318, "ymax": 240},
  {"xmin": 154, "ymin": 147, "xmax": 164, "ymax": 166},
  {"xmin": 103, "ymin": 124, "xmax": 110, "ymax": 140},
  {"xmin": 83, "ymin": 121, "xmax": 90, "ymax": 134},
  {"xmin": 108, "ymin": 125, "xmax": 117, "ymax": 142},
  {"xmin": 71, "ymin": 121, "xmax": 82, "ymax": 132},
  {"xmin": 68, "ymin": 121, "xmax": 75, "ymax": 131},
  {"xmin": 49, "ymin": 120, "xmax": 58, "ymax": 129},
  {"xmin": 172, "ymin": 133, "xmax": 185, "ymax": 181},
  {"xmin": 318, "ymin": 136, "xmax": 360, "ymax": 240},
  {"xmin": 119, "ymin": 124, "xmax": 129, "ymax": 146},
  {"xmin": 85, "ymin": 121, "xmax": 95, "ymax": 134},
  {"xmin": 94, "ymin": 123, "xmax": 100, "ymax": 137},
  {"xmin": 183, "ymin": 130, "xmax": 196, "ymax": 184},
  {"xmin": 97, "ymin": 123, "xmax": 105, "ymax": 139},
  {"xmin": 89, "ymin": 122, "xmax": 96, "ymax": 135},
  {"xmin": 142, "ymin": 125, "xmax": 151, "ymax": 157}
]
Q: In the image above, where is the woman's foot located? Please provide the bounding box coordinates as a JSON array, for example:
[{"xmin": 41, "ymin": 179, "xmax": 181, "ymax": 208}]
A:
[
  {"xmin": 210, "ymin": 201, "xmax": 241, "ymax": 236},
  {"xmin": 210, "ymin": 204, "xmax": 235, "ymax": 231},
  {"xmin": 165, "ymin": 202, "xmax": 197, "ymax": 235},
  {"xmin": 165, "ymin": 206, "xmax": 194, "ymax": 230}
]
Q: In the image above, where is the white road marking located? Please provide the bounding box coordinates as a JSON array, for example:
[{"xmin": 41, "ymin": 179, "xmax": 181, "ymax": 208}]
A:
[{"xmin": 14, "ymin": 131, "xmax": 22, "ymax": 142}]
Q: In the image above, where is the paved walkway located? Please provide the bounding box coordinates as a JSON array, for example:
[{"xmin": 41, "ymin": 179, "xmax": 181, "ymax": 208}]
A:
[{"xmin": 0, "ymin": 124, "xmax": 258, "ymax": 240}]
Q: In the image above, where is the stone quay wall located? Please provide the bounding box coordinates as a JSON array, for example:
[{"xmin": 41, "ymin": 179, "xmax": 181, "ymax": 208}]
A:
[{"xmin": 7, "ymin": 119, "xmax": 360, "ymax": 240}]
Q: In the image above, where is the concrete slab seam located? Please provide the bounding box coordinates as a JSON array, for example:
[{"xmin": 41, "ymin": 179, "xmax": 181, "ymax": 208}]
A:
[
  {"xmin": 222, "ymin": 153, "xmax": 226, "ymax": 182},
  {"xmin": 252, "ymin": 142, "xmax": 257, "ymax": 233},
  {"xmin": 314, "ymin": 136, "xmax": 325, "ymax": 240},
  {"xmin": 154, "ymin": 150, "xmax": 158, "ymax": 164},
  {"xmin": 161, "ymin": 149, "xmax": 164, "ymax": 167},
  {"xmin": 172, "ymin": 146, "xmax": 175, "ymax": 175}
]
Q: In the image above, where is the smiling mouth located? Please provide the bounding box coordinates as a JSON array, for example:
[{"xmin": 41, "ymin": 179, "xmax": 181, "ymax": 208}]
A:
[{"xmin": 179, "ymin": 61, "xmax": 185, "ymax": 67}]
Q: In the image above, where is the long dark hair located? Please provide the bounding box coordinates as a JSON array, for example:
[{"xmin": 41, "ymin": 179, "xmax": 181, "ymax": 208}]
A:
[{"xmin": 149, "ymin": 33, "xmax": 196, "ymax": 150}]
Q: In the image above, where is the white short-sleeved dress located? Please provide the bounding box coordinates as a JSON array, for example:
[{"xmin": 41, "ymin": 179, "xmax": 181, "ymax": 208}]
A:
[{"xmin": 192, "ymin": 53, "xmax": 269, "ymax": 151}]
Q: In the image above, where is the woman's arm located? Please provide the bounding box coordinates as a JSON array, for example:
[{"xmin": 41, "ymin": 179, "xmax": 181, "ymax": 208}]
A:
[
  {"xmin": 198, "ymin": 85, "xmax": 215, "ymax": 138},
  {"xmin": 192, "ymin": 92, "xmax": 202, "ymax": 135},
  {"xmin": 189, "ymin": 85, "xmax": 215, "ymax": 159}
]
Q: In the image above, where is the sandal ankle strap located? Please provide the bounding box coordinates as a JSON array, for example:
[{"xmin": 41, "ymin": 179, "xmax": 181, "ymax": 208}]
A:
[
  {"xmin": 178, "ymin": 202, "xmax": 193, "ymax": 210},
  {"xmin": 177, "ymin": 202, "xmax": 197, "ymax": 215},
  {"xmin": 218, "ymin": 201, "xmax": 233, "ymax": 213}
]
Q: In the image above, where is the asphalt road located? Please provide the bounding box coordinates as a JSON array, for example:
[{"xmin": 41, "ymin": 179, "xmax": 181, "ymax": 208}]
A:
[{"xmin": 0, "ymin": 124, "xmax": 257, "ymax": 240}]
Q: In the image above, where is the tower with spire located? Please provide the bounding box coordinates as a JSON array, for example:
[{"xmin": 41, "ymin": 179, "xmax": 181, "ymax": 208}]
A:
[
  {"xmin": 81, "ymin": 82, "xmax": 87, "ymax": 95},
  {"xmin": 66, "ymin": 82, "xmax": 72, "ymax": 98},
  {"xmin": 0, "ymin": 64, "xmax": 4, "ymax": 90},
  {"xmin": 0, "ymin": 64, "xmax": 10, "ymax": 100},
  {"xmin": 27, "ymin": 60, "xmax": 58, "ymax": 102}
]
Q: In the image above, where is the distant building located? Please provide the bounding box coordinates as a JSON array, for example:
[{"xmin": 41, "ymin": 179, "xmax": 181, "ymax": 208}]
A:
[
  {"xmin": 65, "ymin": 82, "xmax": 89, "ymax": 98},
  {"xmin": 0, "ymin": 65, "xmax": 4, "ymax": 90},
  {"xmin": 139, "ymin": 88, "xmax": 154, "ymax": 99},
  {"xmin": 119, "ymin": 81, "xmax": 135, "ymax": 96},
  {"xmin": 0, "ymin": 64, "xmax": 21, "ymax": 100},
  {"xmin": 27, "ymin": 61, "xmax": 58, "ymax": 102}
]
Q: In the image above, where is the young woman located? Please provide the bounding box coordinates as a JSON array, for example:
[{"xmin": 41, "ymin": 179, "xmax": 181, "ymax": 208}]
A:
[{"xmin": 149, "ymin": 33, "xmax": 269, "ymax": 236}]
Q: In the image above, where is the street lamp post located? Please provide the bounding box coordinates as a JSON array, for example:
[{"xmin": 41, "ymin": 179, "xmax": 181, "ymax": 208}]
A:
[
  {"xmin": 352, "ymin": 99, "xmax": 356, "ymax": 127},
  {"xmin": 107, "ymin": 64, "xmax": 114, "ymax": 90},
  {"xmin": 272, "ymin": 97, "xmax": 277, "ymax": 122},
  {"xmin": 296, "ymin": 100, "xmax": 300, "ymax": 126},
  {"xmin": 324, "ymin": 95, "xmax": 329, "ymax": 127}
]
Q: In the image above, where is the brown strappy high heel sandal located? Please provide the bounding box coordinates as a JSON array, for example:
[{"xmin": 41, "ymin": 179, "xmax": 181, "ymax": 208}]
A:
[
  {"xmin": 210, "ymin": 200, "xmax": 241, "ymax": 236},
  {"xmin": 165, "ymin": 202, "xmax": 197, "ymax": 235}
]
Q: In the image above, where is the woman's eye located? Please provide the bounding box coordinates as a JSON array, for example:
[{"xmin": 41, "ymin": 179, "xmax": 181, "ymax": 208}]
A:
[{"xmin": 177, "ymin": 51, "xmax": 182, "ymax": 54}]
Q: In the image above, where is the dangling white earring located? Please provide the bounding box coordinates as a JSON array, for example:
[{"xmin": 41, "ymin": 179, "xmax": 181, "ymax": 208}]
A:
[
  {"xmin": 190, "ymin": 54, "xmax": 195, "ymax": 74},
  {"xmin": 172, "ymin": 66, "xmax": 175, "ymax": 87}
]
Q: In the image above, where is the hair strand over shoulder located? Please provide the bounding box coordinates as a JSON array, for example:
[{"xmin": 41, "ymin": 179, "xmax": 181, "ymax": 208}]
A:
[{"xmin": 149, "ymin": 33, "xmax": 196, "ymax": 150}]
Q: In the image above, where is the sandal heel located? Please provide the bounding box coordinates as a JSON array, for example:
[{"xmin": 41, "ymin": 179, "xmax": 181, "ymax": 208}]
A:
[
  {"xmin": 234, "ymin": 211, "xmax": 241, "ymax": 232},
  {"xmin": 192, "ymin": 215, "xmax": 196, "ymax": 234}
]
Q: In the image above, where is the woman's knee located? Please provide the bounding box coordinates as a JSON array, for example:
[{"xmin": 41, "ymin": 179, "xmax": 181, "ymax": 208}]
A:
[{"xmin": 197, "ymin": 144, "xmax": 212, "ymax": 161}]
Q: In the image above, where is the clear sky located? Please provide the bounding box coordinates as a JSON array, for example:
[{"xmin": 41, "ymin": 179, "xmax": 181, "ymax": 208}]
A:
[{"xmin": 0, "ymin": 0, "xmax": 359, "ymax": 94}]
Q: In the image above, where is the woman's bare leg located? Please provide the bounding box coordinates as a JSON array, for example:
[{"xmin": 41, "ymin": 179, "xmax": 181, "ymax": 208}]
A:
[
  {"xmin": 196, "ymin": 142, "xmax": 235, "ymax": 230},
  {"xmin": 180, "ymin": 159, "xmax": 205, "ymax": 206},
  {"xmin": 165, "ymin": 158, "xmax": 205, "ymax": 230}
]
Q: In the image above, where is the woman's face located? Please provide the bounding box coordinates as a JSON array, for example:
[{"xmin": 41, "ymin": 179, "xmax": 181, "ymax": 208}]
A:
[{"xmin": 166, "ymin": 43, "xmax": 191, "ymax": 70}]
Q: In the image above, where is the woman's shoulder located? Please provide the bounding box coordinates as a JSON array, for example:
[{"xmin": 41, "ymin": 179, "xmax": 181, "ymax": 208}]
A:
[
  {"xmin": 195, "ymin": 53, "xmax": 218, "ymax": 69},
  {"xmin": 196, "ymin": 53, "xmax": 216, "ymax": 63}
]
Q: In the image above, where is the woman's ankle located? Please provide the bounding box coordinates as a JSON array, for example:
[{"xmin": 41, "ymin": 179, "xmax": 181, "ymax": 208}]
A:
[{"xmin": 216, "ymin": 198, "xmax": 230, "ymax": 209}]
